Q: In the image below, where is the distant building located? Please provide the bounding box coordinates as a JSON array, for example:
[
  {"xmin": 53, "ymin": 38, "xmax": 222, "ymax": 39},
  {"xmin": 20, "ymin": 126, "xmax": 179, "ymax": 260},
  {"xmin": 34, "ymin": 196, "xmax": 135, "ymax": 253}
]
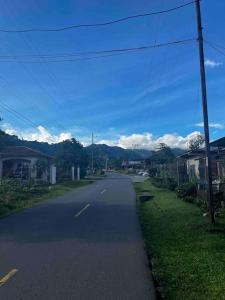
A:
[
  {"xmin": 0, "ymin": 146, "xmax": 55, "ymax": 183},
  {"xmin": 121, "ymin": 159, "xmax": 145, "ymax": 169}
]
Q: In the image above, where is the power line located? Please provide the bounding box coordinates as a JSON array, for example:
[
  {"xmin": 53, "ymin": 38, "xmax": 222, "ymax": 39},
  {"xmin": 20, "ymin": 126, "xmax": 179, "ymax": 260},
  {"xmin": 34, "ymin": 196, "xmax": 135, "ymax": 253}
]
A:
[
  {"xmin": 0, "ymin": 38, "xmax": 196, "ymax": 63},
  {"xmin": 0, "ymin": 101, "xmax": 39, "ymax": 129},
  {"xmin": 204, "ymin": 40, "xmax": 225, "ymax": 58},
  {"xmin": 204, "ymin": 39, "xmax": 225, "ymax": 51},
  {"xmin": 0, "ymin": 38, "xmax": 196, "ymax": 59},
  {"xmin": 0, "ymin": 1, "xmax": 196, "ymax": 33}
]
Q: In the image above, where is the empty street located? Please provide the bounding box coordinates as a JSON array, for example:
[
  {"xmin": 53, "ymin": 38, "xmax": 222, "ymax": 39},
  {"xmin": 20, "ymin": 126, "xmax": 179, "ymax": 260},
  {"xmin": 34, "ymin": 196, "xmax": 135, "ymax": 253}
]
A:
[{"xmin": 0, "ymin": 173, "xmax": 155, "ymax": 300}]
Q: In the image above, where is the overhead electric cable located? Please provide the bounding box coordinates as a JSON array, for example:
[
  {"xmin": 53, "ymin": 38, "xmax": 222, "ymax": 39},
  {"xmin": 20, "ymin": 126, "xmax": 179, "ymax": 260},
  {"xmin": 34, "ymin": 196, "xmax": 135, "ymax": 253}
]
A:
[
  {"xmin": 0, "ymin": 101, "xmax": 39, "ymax": 128},
  {"xmin": 0, "ymin": 38, "xmax": 196, "ymax": 59},
  {"xmin": 0, "ymin": 38, "xmax": 196, "ymax": 63},
  {"xmin": 204, "ymin": 39, "xmax": 225, "ymax": 51},
  {"xmin": 204, "ymin": 40, "xmax": 225, "ymax": 58},
  {"xmin": 0, "ymin": 1, "xmax": 196, "ymax": 33}
]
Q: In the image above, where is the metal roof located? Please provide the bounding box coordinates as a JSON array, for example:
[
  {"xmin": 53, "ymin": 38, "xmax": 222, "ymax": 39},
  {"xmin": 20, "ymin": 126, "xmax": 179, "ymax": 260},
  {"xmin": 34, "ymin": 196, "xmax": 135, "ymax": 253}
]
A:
[{"xmin": 210, "ymin": 137, "xmax": 225, "ymax": 148}]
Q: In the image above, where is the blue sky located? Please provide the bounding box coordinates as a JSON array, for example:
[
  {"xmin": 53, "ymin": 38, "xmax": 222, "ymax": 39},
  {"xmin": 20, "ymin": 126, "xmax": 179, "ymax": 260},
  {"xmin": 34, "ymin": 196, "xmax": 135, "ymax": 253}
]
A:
[{"xmin": 0, "ymin": 0, "xmax": 225, "ymax": 149}]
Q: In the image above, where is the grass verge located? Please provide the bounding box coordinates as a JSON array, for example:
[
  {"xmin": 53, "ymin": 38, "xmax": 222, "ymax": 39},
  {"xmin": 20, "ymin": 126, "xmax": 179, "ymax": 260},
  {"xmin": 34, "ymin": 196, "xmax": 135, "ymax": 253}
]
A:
[
  {"xmin": 0, "ymin": 180, "xmax": 92, "ymax": 218},
  {"xmin": 134, "ymin": 180, "xmax": 225, "ymax": 300}
]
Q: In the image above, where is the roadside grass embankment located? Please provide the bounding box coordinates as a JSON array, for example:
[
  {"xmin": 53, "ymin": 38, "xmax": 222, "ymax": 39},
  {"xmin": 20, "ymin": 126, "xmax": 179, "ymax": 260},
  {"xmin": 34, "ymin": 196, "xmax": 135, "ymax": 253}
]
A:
[
  {"xmin": 135, "ymin": 180, "xmax": 225, "ymax": 300},
  {"xmin": 0, "ymin": 179, "xmax": 92, "ymax": 218}
]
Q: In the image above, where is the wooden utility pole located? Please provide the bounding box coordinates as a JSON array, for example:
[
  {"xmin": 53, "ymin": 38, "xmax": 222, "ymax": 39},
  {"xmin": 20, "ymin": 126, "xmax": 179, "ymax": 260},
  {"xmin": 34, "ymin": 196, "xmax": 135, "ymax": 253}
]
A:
[
  {"xmin": 91, "ymin": 132, "xmax": 94, "ymax": 175},
  {"xmin": 195, "ymin": 0, "xmax": 215, "ymax": 224}
]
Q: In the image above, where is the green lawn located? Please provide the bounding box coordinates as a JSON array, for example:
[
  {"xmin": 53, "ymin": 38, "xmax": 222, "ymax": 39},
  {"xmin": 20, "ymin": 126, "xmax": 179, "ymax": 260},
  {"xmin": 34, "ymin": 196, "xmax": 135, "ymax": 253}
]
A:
[
  {"xmin": 134, "ymin": 180, "xmax": 225, "ymax": 300},
  {"xmin": 0, "ymin": 180, "xmax": 92, "ymax": 218}
]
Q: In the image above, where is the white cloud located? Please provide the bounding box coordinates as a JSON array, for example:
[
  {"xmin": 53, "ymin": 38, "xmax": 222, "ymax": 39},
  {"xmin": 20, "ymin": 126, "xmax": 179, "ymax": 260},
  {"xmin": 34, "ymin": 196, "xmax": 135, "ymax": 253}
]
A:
[
  {"xmin": 195, "ymin": 122, "xmax": 224, "ymax": 129},
  {"xmin": 97, "ymin": 131, "xmax": 202, "ymax": 150},
  {"xmin": 2, "ymin": 124, "xmax": 73, "ymax": 144},
  {"xmin": 1, "ymin": 123, "xmax": 205, "ymax": 150},
  {"xmin": 205, "ymin": 59, "xmax": 222, "ymax": 68},
  {"xmin": 26, "ymin": 126, "xmax": 73, "ymax": 143}
]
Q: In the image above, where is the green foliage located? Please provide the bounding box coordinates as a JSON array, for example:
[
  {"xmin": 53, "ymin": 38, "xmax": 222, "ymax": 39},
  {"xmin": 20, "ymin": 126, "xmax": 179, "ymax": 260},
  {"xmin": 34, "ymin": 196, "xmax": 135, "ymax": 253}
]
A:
[
  {"xmin": 176, "ymin": 182, "xmax": 208, "ymax": 208},
  {"xmin": 135, "ymin": 180, "xmax": 225, "ymax": 300},
  {"xmin": 151, "ymin": 177, "xmax": 177, "ymax": 191},
  {"xmin": 54, "ymin": 138, "xmax": 88, "ymax": 180},
  {"xmin": 0, "ymin": 129, "xmax": 18, "ymax": 151},
  {"xmin": 176, "ymin": 182, "xmax": 197, "ymax": 199},
  {"xmin": 188, "ymin": 134, "xmax": 205, "ymax": 151},
  {"xmin": 0, "ymin": 178, "xmax": 49, "ymax": 214},
  {"xmin": 0, "ymin": 178, "xmax": 91, "ymax": 217},
  {"xmin": 149, "ymin": 143, "xmax": 175, "ymax": 164},
  {"xmin": 148, "ymin": 167, "xmax": 157, "ymax": 177}
]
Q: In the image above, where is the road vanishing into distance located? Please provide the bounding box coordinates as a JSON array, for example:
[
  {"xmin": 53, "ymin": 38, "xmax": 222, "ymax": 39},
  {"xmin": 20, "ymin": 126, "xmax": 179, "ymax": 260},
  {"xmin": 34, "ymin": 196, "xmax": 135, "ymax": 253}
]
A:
[{"xmin": 0, "ymin": 173, "xmax": 155, "ymax": 300}]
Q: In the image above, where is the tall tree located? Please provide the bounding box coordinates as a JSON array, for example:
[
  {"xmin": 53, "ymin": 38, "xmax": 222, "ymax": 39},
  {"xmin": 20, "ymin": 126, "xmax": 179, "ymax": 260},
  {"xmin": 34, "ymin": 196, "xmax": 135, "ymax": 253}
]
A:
[
  {"xmin": 54, "ymin": 138, "xmax": 88, "ymax": 179},
  {"xmin": 188, "ymin": 134, "xmax": 205, "ymax": 151},
  {"xmin": 149, "ymin": 143, "xmax": 175, "ymax": 164}
]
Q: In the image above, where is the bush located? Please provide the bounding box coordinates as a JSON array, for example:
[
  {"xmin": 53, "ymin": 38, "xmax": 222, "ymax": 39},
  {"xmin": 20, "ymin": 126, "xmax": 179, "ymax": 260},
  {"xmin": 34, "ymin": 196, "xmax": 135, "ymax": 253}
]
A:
[
  {"xmin": 0, "ymin": 203, "xmax": 9, "ymax": 215},
  {"xmin": 151, "ymin": 177, "xmax": 177, "ymax": 191},
  {"xmin": 176, "ymin": 182, "xmax": 197, "ymax": 199},
  {"xmin": 0, "ymin": 178, "xmax": 49, "ymax": 214},
  {"xmin": 166, "ymin": 177, "xmax": 177, "ymax": 191}
]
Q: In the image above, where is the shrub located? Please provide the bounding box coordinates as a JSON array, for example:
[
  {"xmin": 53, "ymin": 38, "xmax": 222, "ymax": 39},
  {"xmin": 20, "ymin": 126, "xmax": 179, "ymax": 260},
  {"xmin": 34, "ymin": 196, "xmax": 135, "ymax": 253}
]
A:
[
  {"xmin": 176, "ymin": 182, "xmax": 197, "ymax": 199},
  {"xmin": 166, "ymin": 177, "xmax": 177, "ymax": 191},
  {"xmin": 151, "ymin": 177, "xmax": 177, "ymax": 191},
  {"xmin": 0, "ymin": 178, "xmax": 49, "ymax": 211},
  {"xmin": 0, "ymin": 203, "xmax": 9, "ymax": 216},
  {"xmin": 151, "ymin": 177, "xmax": 163, "ymax": 188}
]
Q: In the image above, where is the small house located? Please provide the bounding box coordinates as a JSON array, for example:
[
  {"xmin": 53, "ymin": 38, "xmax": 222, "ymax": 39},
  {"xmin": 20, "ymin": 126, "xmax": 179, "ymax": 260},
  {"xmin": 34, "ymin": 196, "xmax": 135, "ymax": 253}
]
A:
[
  {"xmin": 177, "ymin": 137, "xmax": 225, "ymax": 186},
  {"xmin": 0, "ymin": 146, "xmax": 56, "ymax": 183}
]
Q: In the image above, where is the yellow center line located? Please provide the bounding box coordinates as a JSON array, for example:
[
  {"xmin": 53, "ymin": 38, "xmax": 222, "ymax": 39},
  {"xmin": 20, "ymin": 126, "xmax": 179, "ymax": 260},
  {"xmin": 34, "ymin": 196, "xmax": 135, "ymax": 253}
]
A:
[
  {"xmin": 75, "ymin": 203, "xmax": 91, "ymax": 218},
  {"xmin": 0, "ymin": 269, "xmax": 19, "ymax": 287}
]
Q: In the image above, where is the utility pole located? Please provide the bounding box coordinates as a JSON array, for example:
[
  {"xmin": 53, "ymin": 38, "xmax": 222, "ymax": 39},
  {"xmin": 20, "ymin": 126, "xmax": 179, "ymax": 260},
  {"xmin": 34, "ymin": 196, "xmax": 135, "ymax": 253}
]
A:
[
  {"xmin": 195, "ymin": 0, "xmax": 215, "ymax": 224},
  {"xmin": 105, "ymin": 157, "xmax": 108, "ymax": 171},
  {"xmin": 91, "ymin": 132, "xmax": 94, "ymax": 175}
]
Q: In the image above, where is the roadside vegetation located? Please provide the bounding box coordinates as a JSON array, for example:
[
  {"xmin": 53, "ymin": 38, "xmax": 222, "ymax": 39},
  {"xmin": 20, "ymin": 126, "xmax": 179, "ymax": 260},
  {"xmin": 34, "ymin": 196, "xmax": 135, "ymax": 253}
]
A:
[
  {"xmin": 0, "ymin": 178, "xmax": 92, "ymax": 217},
  {"xmin": 135, "ymin": 180, "xmax": 225, "ymax": 300}
]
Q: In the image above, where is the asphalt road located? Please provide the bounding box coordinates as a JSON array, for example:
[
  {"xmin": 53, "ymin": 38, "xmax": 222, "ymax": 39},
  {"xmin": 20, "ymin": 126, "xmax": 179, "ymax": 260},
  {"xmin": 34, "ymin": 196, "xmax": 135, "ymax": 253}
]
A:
[{"xmin": 0, "ymin": 173, "xmax": 155, "ymax": 300}]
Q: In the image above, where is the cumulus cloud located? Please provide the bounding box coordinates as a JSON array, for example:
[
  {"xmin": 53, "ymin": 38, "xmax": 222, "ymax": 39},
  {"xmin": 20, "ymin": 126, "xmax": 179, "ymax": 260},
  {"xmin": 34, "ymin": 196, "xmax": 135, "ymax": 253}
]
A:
[
  {"xmin": 2, "ymin": 124, "xmax": 73, "ymax": 144},
  {"xmin": 97, "ymin": 131, "xmax": 202, "ymax": 150},
  {"xmin": 195, "ymin": 122, "xmax": 224, "ymax": 129},
  {"xmin": 204, "ymin": 59, "xmax": 222, "ymax": 68},
  {"xmin": 28, "ymin": 126, "xmax": 73, "ymax": 143}
]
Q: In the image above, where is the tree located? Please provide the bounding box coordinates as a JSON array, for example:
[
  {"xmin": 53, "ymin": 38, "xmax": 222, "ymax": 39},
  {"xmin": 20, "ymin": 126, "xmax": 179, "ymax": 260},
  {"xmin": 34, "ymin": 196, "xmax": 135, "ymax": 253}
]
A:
[
  {"xmin": 54, "ymin": 138, "xmax": 88, "ymax": 180},
  {"xmin": 150, "ymin": 143, "xmax": 175, "ymax": 164},
  {"xmin": 0, "ymin": 119, "xmax": 18, "ymax": 151},
  {"xmin": 188, "ymin": 134, "xmax": 205, "ymax": 151}
]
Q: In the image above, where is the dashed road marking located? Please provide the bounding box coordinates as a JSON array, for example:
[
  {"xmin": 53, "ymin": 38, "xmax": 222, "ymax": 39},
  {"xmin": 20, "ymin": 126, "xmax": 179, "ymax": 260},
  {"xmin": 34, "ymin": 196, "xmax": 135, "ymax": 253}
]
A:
[
  {"xmin": 75, "ymin": 204, "xmax": 91, "ymax": 217},
  {"xmin": 100, "ymin": 189, "xmax": 107, "ymax": 195},
  {"xmin": 0, "ymin": 269, "xmax": 18, "ymax": 287}
]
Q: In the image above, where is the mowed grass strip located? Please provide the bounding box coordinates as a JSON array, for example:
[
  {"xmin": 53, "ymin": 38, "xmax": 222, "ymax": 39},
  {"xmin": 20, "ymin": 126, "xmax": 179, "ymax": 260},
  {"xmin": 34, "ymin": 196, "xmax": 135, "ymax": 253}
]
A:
[{"xmin": 135, "ymin": 180, "xmax": 225, "ymax": 300}]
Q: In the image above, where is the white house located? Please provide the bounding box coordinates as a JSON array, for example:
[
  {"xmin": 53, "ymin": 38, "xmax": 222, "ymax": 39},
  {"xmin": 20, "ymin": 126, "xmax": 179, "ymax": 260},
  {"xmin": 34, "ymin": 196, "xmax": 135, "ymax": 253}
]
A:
[{"xmin": 0, "ymin": 146, "xmax": 56, "ymax": 184}]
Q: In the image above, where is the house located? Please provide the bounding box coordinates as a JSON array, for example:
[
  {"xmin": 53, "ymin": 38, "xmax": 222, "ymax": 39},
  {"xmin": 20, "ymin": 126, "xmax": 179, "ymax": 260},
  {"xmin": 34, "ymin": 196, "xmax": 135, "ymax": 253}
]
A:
[
  {"xmin": 121, "ymin": 159, "xmax": 145, "ymax": 169},
  {"xmin": 177, "ymin": 137, "xmax": 225, "ymax": 186},
  {"xmin": 0, "ymin": 146, "xmax": 56, "ymax": 183}
]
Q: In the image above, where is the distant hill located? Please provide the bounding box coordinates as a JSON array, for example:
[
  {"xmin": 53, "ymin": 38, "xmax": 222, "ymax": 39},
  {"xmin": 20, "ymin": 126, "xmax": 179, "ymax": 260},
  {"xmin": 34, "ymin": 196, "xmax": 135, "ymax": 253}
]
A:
[
  {"xmin": 85, "ymin": 144, "xmax": 152, "ymax": 160},
  {"xmin": 85, "ymin": 144, "xmax": 185, "ymax": 160}
]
